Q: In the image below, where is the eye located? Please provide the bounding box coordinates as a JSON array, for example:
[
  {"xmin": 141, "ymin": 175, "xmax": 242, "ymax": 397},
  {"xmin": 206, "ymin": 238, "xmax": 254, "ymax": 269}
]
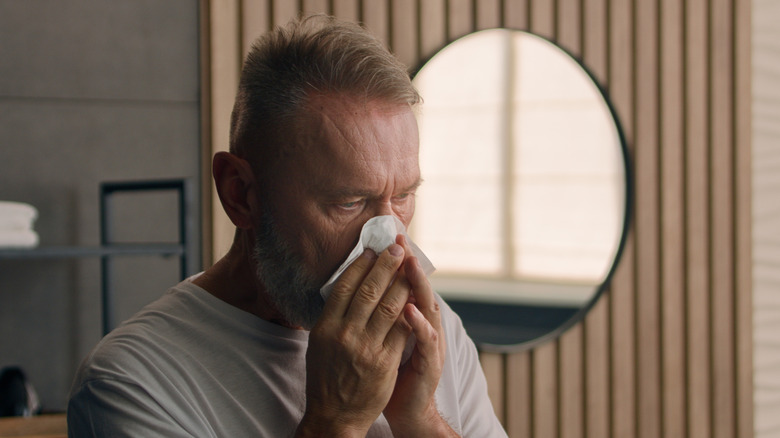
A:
[
  {"xmin": 338, "ymin": 199, "xmax": 364, "ymax": 210},
  {"xmin": 394, "ymin": 192, "xmax": 414, "ymax": 202}
]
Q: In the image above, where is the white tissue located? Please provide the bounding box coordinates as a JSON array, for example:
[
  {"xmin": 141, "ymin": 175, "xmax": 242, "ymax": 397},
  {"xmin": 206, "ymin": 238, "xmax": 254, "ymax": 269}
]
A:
[
  {"xmin": 320, "ymin": 215, "xmax": 435, "ymax": 300},
  {"xmin": 319, "ymin": 215, "xmax": 435, "ymax": 365}
]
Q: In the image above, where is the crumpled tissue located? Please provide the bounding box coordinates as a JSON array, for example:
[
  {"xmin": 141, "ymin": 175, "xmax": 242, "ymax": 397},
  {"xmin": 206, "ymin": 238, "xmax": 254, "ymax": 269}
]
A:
[
  {"xmin": 319, "ymin": 215, "xmax": 436, "ymax": 364},
  {"xmin": 320, "ymin": 215, "xmax": 435, "ymax": 300}
]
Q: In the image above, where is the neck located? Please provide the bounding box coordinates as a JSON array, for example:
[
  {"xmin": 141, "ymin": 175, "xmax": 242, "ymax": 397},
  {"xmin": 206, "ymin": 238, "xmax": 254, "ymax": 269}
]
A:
[{"xmin": 192, "ymin": 231, "xmax": 302, "ymax": 330}]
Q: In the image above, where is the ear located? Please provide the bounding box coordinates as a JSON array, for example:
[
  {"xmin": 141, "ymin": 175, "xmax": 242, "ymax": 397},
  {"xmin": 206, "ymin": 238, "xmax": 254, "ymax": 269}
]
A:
[{"xmin": 212, "ymin": 151, "xmax": 259, "ymax": 229}]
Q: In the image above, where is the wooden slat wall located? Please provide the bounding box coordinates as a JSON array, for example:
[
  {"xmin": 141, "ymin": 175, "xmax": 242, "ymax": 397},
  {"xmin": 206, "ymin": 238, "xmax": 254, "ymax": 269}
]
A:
[{"xmin": 205, "ymin": 1, "xmax": 753, "ymax": 436}]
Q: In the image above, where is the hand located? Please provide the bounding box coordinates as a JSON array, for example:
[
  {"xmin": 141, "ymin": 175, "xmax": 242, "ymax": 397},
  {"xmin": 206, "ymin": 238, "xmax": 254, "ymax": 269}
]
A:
[
  {"xmin": 383, "ymin": 236, "xmax": 457, "ymax": 437},
  {"xmin": 296, "ymin": 243, "xmax": 415, "ymax": 437}
]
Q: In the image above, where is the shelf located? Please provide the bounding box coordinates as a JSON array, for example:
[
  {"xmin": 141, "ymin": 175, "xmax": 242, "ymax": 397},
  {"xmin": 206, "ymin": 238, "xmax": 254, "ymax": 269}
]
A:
[
  {"xmin": 1, "ymin": 177, "xmax": 197, "ymax": 335},
  {"xmin": 0, "ymin": 244, "xmax": 184, "ymax": 259}
]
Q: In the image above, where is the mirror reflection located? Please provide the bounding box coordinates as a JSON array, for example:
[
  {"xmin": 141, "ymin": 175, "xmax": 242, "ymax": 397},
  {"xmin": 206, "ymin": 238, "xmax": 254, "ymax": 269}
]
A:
[{"xmin": 410, "ymin": 29, "xmax": 630, "ymax": 350}]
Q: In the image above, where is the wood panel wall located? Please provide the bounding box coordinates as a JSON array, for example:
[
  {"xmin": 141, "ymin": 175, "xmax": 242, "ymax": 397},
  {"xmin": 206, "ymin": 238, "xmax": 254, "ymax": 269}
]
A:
[
  {"xmin": 204, "ymin": 1, "xmax": 753, "ymax": 437},
  {"xmin": 750, "ymin": 1, "xmax": 780, "ymax": 436}
]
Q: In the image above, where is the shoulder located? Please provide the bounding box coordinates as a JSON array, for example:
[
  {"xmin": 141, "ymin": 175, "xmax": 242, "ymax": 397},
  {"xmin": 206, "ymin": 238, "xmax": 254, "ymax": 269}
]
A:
[
  {"xmin": 434, "ymin": 293, "xmax": 509, "ymax": 437},
  {"xmin": 67, "ymin": 284, "xmax": 219, "ymax": 436},
  {"xmin": 71, "ymin": 283, "xmax": 209, "ymax": 393},
  {"xmin": 435, "ymin": 293, "xmax": 473, "ymax": 356}
]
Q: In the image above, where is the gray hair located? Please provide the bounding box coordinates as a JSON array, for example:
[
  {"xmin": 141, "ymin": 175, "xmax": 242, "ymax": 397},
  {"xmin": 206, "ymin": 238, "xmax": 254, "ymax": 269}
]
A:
[{"xmin": 229, "ymin": 14, "xmax": 420, "ymax": 167}]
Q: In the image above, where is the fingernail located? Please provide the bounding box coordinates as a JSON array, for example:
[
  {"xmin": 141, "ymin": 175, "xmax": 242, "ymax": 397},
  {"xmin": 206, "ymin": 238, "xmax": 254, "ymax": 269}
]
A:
[
  {"xmin": 362, "ymin": 249, "xmax": 377, "ymax": 260},
  {"xmin": 388, "ymin": 244, "xmax": 403, "ymax": 257}
]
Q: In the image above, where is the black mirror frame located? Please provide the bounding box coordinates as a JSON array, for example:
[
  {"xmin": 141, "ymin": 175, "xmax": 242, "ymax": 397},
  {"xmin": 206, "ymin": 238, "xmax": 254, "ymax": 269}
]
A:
[{"xmin": 411, "ymin": 28, "xmax": 635, "ymax": 353}]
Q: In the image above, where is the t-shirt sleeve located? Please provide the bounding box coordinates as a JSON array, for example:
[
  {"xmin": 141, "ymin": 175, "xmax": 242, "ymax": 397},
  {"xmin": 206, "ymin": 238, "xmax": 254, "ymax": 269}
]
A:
[
  {"xmin": 440, "ymin": 298, "xmax": 509, "ymax": 438},
  {"xmin": 68, "ymin": 378, "xmax": 198, "ymax": 438}
]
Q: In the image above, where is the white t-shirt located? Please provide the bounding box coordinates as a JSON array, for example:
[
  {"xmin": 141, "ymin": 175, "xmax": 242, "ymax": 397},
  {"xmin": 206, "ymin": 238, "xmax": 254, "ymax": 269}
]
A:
[{"xmin": 67, "ymin": 279, "xmax": 507, "ymax": 437}]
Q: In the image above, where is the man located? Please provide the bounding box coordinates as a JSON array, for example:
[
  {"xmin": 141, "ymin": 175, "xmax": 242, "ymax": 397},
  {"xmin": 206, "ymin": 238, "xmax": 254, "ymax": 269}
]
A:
[{"xmin": 68, "ymin": 15, "xmax": 506, "ymax": 437}]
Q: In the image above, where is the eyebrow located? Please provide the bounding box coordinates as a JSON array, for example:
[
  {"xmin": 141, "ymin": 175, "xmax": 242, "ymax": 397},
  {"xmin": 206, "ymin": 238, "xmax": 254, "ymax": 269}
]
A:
[{"xmin": 323, "ymin": 178, "xmax": 424, "ymax": 200}]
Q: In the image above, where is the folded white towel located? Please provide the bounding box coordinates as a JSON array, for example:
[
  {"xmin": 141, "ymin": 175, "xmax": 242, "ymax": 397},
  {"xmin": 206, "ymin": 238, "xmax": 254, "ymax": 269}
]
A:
[
  {"xmin": 0, "ymin": 229, "xmax": 39, "ymax": 248},
  {"xmin": 0, "ymin": 201, "xmax": 38, "ymax": 231}
]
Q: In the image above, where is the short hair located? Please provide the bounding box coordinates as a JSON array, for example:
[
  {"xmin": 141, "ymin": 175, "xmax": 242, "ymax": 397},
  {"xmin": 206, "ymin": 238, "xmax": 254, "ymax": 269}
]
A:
[{"xmin": 229, "ymin": 14, "xmax": 421, "ymax": 168}]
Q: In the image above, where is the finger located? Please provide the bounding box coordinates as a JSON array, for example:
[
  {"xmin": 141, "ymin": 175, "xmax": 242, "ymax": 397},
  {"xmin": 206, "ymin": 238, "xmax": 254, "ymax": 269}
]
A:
[
  {"xmin": 382, "ymin": 311, "xmax": 414, "ymax": 363},
  {"xmin": 344, "ymin": 244, "xmax": 405, "ymax": 325},
  {"xmin": 402, "ymin": 303, "xmax": 440, "ymax": 374},
  {"xmin": 365, "ymin": 269, "xmax": 412, "ymax": 338},
  {"xmin": 320, "ymin": 249, "xmax": 377, "ymax": 320},
  {"xmin": 402, "ymin": 253, "xmax": 445, "ymax": 359},
  {"xmin": 406, "ymin": 256, "xmax": 440, "ymax": 326}
]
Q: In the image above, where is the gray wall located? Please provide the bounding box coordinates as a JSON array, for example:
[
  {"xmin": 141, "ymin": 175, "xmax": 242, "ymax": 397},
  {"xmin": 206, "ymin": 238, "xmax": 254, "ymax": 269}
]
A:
[{"xmin": 0, "ymin": 0, "xmax": 201, "ymax": 411}]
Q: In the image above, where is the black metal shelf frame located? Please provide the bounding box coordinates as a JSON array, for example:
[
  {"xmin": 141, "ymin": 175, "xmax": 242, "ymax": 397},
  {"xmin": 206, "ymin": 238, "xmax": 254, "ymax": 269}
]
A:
[{"xmin": 0, "ymin": 178, "xmax": 198, "ymax": 336}]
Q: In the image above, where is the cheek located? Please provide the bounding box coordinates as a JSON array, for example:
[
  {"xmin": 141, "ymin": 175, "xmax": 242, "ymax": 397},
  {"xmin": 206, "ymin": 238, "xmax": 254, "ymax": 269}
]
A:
[
  {"xmin": 306, "ymin": 220, "xmax": 364, "ymax": 279},
  {"xmin": 395, "ymin": 197, "xmax": 416, "ymax": 228}
]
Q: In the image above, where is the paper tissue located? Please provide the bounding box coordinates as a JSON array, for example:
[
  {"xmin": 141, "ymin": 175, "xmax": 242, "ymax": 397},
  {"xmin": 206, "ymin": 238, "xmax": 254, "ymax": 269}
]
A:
[
  {"xmin": 320, "ymin": 215, "xmax": 435, "ymax": 300},
  {"xmin": 320, "ymin": 215, "xmax": 435, "ymax": 365}
]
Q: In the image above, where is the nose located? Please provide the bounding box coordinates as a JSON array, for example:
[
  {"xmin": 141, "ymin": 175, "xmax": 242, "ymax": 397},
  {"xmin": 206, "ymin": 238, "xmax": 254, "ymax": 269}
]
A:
[{"xmin": 374, "ymin": 200, "xmax": 395, "ymax": 218}]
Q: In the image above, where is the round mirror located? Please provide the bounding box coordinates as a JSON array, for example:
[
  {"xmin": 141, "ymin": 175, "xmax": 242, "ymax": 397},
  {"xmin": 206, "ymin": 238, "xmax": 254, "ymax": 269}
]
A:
[{"xmin": 409, "ymin": 29, "xmax": 632, "ymax": 352}]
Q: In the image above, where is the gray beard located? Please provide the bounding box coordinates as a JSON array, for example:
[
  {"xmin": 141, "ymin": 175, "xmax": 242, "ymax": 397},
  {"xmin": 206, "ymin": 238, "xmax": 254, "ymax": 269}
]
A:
[{"xmin": 252, "ymin": 213, "xmax": 325, "ymax": 330}]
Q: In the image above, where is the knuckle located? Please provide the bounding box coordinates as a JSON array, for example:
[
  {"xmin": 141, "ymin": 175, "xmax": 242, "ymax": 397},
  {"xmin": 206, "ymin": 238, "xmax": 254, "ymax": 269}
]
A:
[
  {"xmin": 330, "ymin": 326, "xmax": 356, "ymax": 352},
  {"xmin": 331, "ymin": 281, "xmax": 354, "ymax": 299},
  {"xmin": 376, "ymin": 298, "xmax": 402, "ymax": 319},
  {"xmin": 357, "ymin": 277, "xmax": 383, "ymax": 301},
  {"xmin": 355, "ymin": 345, "xmax": 376, "ymax": 368}
]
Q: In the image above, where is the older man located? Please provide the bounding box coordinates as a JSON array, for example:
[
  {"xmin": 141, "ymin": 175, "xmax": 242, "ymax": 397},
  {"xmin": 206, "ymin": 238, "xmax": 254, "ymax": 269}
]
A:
[{"xmin": 68, "ymin": 15, "xmax": 506, "ymax": 437}]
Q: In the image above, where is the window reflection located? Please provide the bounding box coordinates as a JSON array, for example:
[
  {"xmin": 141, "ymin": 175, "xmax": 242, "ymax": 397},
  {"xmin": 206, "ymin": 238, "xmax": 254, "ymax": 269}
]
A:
[{"xmin": 411, "ymin": 30, "xmax": 624, "ymax": 306}]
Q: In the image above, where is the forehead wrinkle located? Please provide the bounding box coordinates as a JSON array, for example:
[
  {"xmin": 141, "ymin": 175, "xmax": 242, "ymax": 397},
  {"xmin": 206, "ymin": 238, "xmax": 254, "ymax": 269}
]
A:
[
  {"xmin": 298, "ymin": 96, "xmax": 421, "ymax": 202},
  {"xmin": 323, "ymin": 176, "xmax": 423, "ymax": 201},
  {"xmin": 305, "ymin": 95, "xmax": 415, "ymax": 161},
  {"xmin": 317, "ymin": 108, "xmax": 372, "ymax": 162}
]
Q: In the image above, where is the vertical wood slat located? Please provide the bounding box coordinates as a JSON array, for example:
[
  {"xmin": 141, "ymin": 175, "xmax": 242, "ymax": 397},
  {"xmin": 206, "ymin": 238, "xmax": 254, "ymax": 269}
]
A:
[
  {"xmin": 447, "ymin": 0, "xmax": 474, "ymax": 40},
  {"xmin": 634, "ymin": 0, "xmax": 662, "ymax": 437},
  {"xmin": 685, "ymin": 0, "xmax": 712, "ymax": 437},
  {"xmin": 582, "ymin": 0, "xmax": 607, "ymax": 83},
  {"xmin": 302, "ymin": 0, "xmax": 329, "ymax": 15},
  {"xmin": 332, "ymin": 0, "xmax": 359, "ymax": 23},
  {"xmin": 659, "ymin": 0, "xmax": 687, "ymax": 437},
  {"xmin": 206, "ymin": 2, "xmax": 754, "ymax": 437},
  {"xmin": 241, "ymin": 0, "xmax": 270, "ymax": 54},
  {"xmin": 558, "ymin": 325, "xmax": 584, "ymax": 438},
  {"xmin": 389, "ymin": 0, "xmax": 417, "ymax": 68},
  {"xmin": 710, "ymin": 1, "xmax": 736, "ymax": 437},
  {"xmin": 532, "ymin": 342, "xmax": 558, "ymax": 438},
  {"xmin": 418, "ymin": 0, "xmax": 446, "ymax": 63},
  {"xmin": 525, "ymin": 6, "xmax": 562, "ymax": 436},
  {"xmin": 506, "ymin": 352, "xmax": 532, "ymax": 438},
  {"xmin": 475, "ymin": 0, "xmax": 502, "ymax": 30},
  {"xmin": 605, "ymin": 2, "xmax": 633, "ymax": 438},
  {"xmin": 734, "ymin": 0, "xmax": 753, "ymax": 436},
  {"xmin": 556, "ymin": 0, "xmax": 580, "ymax": 56},
  {"xmin": 529, "ymin": 0, "xmax": 554, "ymax": 40},
  {"xmin": 209, "ymin": 0, "xmax": 242, "ymax": 262},
  {"xmin": 480, "ymin": 352, "xmax": 506, "ymax": 427},
  {"xmin": 583, "ymin": 1, "xmax": 613, "ymax": 438},
  {"xmin": 271, "ymin": 0, "xmax": 299, "ymax": 27},
  {"xmin": 555, "ymin": 10, "xmax": 584, "ymax": 438},
  {"xmin": 361, "ymin": 0, "xmax": 389, "ymax": 43},
  {"xmin": 199, "ymin": 0, "xmax": 214, "ymax": 267},
  {"xmin": 584, "ymin": 295, "xmax": 610, "ymax": 438},
  {"xmin": 503, "ymin": 0, "xmax": 529, "ymax": 30}
]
